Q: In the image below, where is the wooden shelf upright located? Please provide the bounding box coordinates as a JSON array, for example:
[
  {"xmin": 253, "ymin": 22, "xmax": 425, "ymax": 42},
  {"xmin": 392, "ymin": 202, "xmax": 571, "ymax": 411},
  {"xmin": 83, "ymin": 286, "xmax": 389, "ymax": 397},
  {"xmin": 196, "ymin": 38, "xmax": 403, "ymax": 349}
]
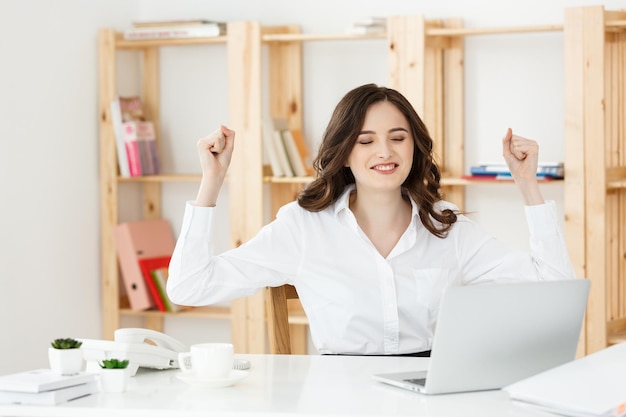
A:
[{"xmin": 564, "ymin": 6, "xmax": 626, "ymax": 354}]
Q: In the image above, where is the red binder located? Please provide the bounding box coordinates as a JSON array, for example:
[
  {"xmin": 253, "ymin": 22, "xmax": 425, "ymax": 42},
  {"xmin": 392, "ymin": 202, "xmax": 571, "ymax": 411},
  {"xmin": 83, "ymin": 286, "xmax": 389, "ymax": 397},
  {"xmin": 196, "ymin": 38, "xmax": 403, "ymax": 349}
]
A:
[
  {"xmin": 112, "ymin": 219, "xmax": 175, "ymax": 311},
  {"xmin": 138, "ymin": 256, "xmax": 172, "ymax": 312}
]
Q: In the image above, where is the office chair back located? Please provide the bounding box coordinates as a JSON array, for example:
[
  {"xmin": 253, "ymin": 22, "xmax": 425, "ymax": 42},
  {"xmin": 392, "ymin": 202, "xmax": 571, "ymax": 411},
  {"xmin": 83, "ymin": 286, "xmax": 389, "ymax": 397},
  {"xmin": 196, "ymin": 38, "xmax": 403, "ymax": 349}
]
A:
[{"xmin": 266, "ymin": 284, "xmax": 299, "ymax": 354}]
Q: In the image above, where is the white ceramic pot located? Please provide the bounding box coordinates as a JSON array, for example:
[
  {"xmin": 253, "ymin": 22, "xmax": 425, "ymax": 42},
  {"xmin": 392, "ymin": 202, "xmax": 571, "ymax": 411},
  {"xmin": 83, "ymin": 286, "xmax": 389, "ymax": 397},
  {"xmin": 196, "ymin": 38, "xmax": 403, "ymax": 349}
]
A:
[
  {"xmin": 48, "ymin": 347, "xmax": 83, "ymax": 376},
  {"xmin": 99, "ymin": 368, "xmax": 130, "ymax": 393}
]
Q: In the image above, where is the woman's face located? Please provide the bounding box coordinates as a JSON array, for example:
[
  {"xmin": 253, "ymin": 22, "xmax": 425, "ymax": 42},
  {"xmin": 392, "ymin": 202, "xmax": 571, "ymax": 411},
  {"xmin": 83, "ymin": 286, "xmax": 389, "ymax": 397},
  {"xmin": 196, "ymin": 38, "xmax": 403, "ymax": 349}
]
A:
[{"xmin": 345, "ymin": 101, "xmax": 414, "ymax": 193}]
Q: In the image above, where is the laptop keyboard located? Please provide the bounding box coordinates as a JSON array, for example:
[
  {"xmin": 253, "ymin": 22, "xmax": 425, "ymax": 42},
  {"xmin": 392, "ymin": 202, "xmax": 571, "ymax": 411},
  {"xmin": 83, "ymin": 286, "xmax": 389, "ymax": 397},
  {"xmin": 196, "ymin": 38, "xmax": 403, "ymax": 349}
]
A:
[{"xmin": 405, "ymin": 378, "xmax": 427, "ymax": 387}]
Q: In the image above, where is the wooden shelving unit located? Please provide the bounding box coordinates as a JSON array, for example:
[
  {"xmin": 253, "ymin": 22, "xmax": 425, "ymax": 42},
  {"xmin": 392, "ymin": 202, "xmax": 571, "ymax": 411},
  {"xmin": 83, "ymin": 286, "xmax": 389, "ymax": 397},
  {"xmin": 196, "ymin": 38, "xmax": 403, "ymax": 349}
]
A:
[
  {"xmin": 99, "ymin": 6, "xmax": 626, "ymax": 355},
  {"xmin": 97, "ymin": 29, "xmax": 232, "ymax": 340}
]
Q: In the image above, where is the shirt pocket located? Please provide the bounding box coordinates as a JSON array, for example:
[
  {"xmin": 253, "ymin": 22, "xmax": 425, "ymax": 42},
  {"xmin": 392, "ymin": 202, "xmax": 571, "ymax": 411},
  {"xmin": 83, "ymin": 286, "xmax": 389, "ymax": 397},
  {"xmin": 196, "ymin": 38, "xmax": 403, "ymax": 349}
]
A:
[{"xmin": 410, "ymin": 268, "xmax": 449, "ymax": 320}]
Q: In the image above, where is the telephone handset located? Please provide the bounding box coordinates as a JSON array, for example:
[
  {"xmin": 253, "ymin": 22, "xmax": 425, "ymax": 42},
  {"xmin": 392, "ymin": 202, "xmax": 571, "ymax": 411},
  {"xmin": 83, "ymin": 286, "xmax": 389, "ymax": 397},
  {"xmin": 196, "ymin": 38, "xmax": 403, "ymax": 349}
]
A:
[
  {"xmin": 114, "ymin": 328, "xmax": 187, "ymax": 353},
  {"xmin": 80, "ymin": 328, "xmax": 188, "ymax": 376}
]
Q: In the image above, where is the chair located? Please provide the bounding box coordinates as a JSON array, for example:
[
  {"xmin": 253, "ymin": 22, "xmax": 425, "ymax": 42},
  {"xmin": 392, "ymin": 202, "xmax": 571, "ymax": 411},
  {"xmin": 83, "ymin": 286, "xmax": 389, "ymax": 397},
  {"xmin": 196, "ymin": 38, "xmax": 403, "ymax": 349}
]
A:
[{"xmin": 265, "ymin": 284, "xmax": 302, "ymax": 354}]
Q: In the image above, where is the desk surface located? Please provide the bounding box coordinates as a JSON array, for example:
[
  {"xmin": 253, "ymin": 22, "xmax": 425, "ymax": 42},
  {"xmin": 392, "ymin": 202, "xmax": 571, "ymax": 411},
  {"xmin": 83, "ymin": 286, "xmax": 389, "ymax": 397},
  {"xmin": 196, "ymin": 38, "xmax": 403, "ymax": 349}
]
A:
[{"xmin": 0, "ymin": 354, "xmax": 550, "ymax": 417}]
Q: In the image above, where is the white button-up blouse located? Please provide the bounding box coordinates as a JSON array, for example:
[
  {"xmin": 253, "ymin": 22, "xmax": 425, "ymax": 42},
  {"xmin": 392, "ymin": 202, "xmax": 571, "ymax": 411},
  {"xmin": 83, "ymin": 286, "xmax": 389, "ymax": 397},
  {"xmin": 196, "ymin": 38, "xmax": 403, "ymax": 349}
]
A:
[{"xmin": 167, "ymin": 185, "xmax": 576, "ymax": 355}]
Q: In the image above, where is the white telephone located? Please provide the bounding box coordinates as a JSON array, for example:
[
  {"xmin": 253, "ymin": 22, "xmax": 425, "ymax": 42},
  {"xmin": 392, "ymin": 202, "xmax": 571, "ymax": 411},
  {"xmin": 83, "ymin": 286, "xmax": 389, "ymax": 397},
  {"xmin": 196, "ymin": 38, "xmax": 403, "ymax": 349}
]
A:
[{"xmin": 80, "ymin": 328, "xmax": 187, "ymax": 376}]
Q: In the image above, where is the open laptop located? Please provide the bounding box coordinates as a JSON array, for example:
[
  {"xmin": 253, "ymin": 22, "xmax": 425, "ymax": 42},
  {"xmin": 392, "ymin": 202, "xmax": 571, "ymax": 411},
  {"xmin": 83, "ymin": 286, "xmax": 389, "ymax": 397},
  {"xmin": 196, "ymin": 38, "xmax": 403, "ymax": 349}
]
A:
[{"xmin": 373, "ymin": 279, "xmax": 590, "ymax": 395}]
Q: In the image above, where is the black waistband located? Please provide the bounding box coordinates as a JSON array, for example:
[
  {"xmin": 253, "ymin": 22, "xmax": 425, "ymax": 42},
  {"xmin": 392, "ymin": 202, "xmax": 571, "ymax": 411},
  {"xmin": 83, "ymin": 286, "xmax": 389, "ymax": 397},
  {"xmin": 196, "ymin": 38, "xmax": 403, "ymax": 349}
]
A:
[{"xmin": 324, "ymin": 350, "xmax": 431, "ymax": 358}]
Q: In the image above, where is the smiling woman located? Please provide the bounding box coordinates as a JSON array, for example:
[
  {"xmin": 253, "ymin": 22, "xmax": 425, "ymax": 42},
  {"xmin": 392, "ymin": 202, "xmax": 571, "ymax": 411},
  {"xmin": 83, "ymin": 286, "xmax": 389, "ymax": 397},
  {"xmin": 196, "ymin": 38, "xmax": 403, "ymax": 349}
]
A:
[{"xmin": 166, "ymin": 83, "xmax": 576, "ymax": 357}]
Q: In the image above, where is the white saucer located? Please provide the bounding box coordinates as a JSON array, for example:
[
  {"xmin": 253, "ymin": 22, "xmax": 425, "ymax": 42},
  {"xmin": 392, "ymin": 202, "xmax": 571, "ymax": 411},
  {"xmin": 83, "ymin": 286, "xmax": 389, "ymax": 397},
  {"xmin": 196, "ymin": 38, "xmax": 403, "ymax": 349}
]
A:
[{"xmin": 176, "ymin": 370, "xmax": 249, "ymax": 388}]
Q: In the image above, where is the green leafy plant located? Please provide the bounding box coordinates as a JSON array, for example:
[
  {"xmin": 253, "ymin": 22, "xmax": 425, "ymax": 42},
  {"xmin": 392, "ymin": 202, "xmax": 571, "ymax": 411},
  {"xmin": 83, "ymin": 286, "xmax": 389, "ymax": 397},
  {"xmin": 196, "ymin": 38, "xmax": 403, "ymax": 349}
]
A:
[
  {"xmin": 99, "ymin": 358, "xmax": 129, "ymax": 369},
  {"xmin": 50, "ymin": 338, "xmax": 83, "ymax": 349}
]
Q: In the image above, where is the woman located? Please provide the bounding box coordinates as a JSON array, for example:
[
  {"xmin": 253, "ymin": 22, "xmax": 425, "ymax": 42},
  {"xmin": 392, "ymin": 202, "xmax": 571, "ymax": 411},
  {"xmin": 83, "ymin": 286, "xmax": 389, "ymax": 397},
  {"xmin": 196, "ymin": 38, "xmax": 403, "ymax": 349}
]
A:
[{"xmin": 167, "ymin": 83, "xmax": 575, "ymax": 356}]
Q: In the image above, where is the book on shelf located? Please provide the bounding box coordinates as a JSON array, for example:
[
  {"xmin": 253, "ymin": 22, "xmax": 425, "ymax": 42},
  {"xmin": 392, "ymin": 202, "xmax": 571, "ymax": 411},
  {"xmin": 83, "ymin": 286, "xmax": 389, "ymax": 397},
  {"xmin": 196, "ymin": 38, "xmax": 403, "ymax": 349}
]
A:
[
  {"xmin": 112, "ymin": 219, "xmax": 176, "ymax": 311},
  {"xmin": 346, "ymin": 16, "xmax": 386, "ymax": 35},
  {"xmin": 270, "ymin": 118, "xmax": 295, "ymax": 177},
  {"xmin": 111, "ymin": 96, "xmax": 161, "ymax": 177},
  {"xmin": 263, "ymin": 120, "xmax": 284, "ymax": 177},
  {"xmin": 468, "ymin": 162, "xmax": 564, "ymax": 179},
  {"xmin": 138, "ymin": 256, "xmax": 168, "ymax": 312},
  {"xmin": 281, "ymin": 128, "xmax": 315, "ymax": 177},
  {"xmin": 138, "ymin": 255, "xmax": 182, "ymax": 313},
  {"xmin": 122, "ymin": 122, "xmax": 142, "ymax": 177},
  {"xmin": 0, "ymin": 381, "xmax": 98, "ymax": 405},
  {"xmin": 346, "ymin": 25, "xmax": 386, "ymax": 35},
  {"xmin": 132, "ymin": 19, "xmax": 225, "ymax": 28},
  {"xmin": 110, "ymin": 98, "xmax": 130, "ymax": 177},
  {"xmin": 123, "ymin": 22, "xmax": 226, "ymax": 40},
  {"xmin": 352, "ymin": 16, "xmax": 387, "ymax": 26},
  {"xmin": 151, "ymin": 265, "xmax": 183, "ymax": 313},
  {"xmin": 119, "ymin": 96, "xmax": 145, "ymax": 122},
  {"xmin": 271, "ymin": 118, "xmax": 315, "ymax": 178},
  {"xmin": 123, "ymin": 121, "xmax": 160, "ymax": 176},
  {"xmin": 0, "ymin": 369, "xmax": 96, "ymax": 393}
]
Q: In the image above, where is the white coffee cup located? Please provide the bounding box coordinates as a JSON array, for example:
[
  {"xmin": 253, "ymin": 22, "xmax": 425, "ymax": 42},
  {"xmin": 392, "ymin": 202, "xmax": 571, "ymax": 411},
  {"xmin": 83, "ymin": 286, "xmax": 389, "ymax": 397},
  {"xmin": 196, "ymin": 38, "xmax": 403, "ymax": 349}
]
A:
[{"xmin": 178, "ymin": 343, "xmax": 234, "ymax": 379}]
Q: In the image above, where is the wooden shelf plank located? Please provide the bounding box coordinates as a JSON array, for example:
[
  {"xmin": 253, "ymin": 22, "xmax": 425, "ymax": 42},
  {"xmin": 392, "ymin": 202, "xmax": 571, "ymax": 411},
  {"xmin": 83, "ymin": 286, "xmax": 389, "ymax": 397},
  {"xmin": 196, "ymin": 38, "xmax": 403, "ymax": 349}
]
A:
[
  {"xmin": 120, "ymin": 305, "xmax": 231, "ymax": 320},
  {"xmin": 114, "ymin": 33, "xmax": 227, "ymax": 49},
  {"xmin": 608, "ymin": 180, "xmax": 626, "ymax": 189},
  {"xmin": 264, "ymin": 176, "xmax": 313, "ymax": 184},
  {"xmin": 427, "ymin": 24, "xmax": 563, "ymax": 37},
  {"xmin": 118, "ymin": 174, "xmax": 202, "ymax": 182},
  {"xmin": 608, "ymin": 330, "xmax": 626, "ymax": 345},
  {"xmin": 262, "ymin": 32, "xmax": 385, "ymax": 42}
]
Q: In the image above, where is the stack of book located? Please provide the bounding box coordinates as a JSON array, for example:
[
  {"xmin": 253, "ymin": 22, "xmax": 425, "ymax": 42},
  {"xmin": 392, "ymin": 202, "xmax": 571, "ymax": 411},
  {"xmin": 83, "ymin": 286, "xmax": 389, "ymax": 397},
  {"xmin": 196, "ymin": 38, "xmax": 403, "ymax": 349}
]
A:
[
  {"xmin": 465, "ymin": 162, "xmax": 564, "ymax": 180},
  {"xmin": 124, "ymin": 19, "xmax": 227, "ymax": 40},
  {"xmin": 0, "ymin": 369, "xmax": 97, "ymax": 405},
  {"xmin": 110, "ymin": 96, "xmax": 161, "ymax": 177},
  {"xmin": 264, "ymin": 118, "xmax": 315, "ymax": 178},
  {"xmin": 345, "ymin": 17, "xmax": 386, "ymax": 35}
]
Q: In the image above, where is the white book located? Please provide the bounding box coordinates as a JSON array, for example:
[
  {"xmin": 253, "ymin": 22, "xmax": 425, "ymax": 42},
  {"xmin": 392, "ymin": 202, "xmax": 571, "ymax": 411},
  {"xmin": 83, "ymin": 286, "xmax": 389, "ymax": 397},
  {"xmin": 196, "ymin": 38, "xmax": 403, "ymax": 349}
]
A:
[
  {"xmin": 110, "ymin": 98, "xmax": 131, "ymax": 177},
  {"xmin": 503, "ymin": 342, "xmax": 626, "ymax": 417},
  {"xmin": 124, "ymin": 24, "xmax": 224, "ymax": 40},
  {"xmin": 281, "ymin": 129, "xmax": 307, "ymax": 177},
  {"xmin": 352, "ymin": 17, "xmax": 387, "ymax": 26},
  {"xmin": 346, "ymin": 25, "xmax": 386, "ymax": 35},
  {"xmin": 271, "ymin": 118, "xmax": 295, "ymax": 177},
  {"xmin": 0, "ymin": 381, "xmax": 98, "ymax": 405},
  {"xmin": 274, "ymin": 131, "xmax": 295, "ymax": 177},
  {"xmin": 0, "ymin": 369, "xmax": 96, "ymax": 393},
  {"xmin": 263, "ymin": 121, "xmax": 284, "ymax": 177}
]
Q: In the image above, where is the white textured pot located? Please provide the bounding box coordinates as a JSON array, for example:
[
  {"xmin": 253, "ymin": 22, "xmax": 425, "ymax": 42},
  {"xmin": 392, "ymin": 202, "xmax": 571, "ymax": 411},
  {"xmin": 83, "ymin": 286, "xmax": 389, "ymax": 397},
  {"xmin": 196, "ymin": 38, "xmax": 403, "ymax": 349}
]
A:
[
  {"xmin": 48, "ymin": 347, "xmax": 83, "ymax": 376},
  {"xmin": 99, "ymin": 368, "xmax": 130, "ymax": 393}
]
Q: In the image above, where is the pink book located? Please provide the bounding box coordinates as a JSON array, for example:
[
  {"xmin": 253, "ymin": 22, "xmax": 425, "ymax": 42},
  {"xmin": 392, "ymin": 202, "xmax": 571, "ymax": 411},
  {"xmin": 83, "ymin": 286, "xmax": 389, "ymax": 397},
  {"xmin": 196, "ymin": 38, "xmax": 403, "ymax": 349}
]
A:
[
  {"xmin": 122, "ymin": 122, "xmax": 143, "ymax": 176},
  {"xmin": 112, "ymin": 220, "xmax": 175, "ymax": 311}
]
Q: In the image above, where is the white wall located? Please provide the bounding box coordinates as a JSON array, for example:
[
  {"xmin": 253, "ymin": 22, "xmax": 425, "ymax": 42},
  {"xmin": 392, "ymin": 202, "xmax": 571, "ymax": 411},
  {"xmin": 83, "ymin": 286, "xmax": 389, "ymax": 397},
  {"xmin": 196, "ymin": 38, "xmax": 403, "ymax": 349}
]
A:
[{"xmin": 0, "ymin": 0, "xmax": 620, "ymax": 374}]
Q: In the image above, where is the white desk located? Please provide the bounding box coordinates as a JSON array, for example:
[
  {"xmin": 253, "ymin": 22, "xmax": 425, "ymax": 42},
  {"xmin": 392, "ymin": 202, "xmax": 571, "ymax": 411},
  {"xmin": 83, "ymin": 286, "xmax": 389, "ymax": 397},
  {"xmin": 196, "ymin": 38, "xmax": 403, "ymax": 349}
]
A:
[{"xmin": 0, "ymin": 354, "xmax": 550, "ymax": 417}]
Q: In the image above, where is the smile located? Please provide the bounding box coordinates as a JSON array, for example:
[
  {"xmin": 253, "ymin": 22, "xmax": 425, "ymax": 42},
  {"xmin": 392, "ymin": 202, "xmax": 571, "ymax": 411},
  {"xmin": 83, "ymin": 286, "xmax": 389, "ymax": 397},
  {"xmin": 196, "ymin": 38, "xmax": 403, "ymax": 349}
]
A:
[{"xmin": 372, "ymin": 163, "xmax": 398, "ymax": 172}]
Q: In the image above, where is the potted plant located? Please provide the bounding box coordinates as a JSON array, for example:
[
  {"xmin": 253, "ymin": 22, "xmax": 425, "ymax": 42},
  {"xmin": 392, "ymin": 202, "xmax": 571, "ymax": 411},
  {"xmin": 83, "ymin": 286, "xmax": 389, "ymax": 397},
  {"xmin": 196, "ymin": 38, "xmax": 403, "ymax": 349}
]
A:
[
  {"xmin": 99, "ymin": 359, "xmax": 130, "ymax": 393},
  {"xmin": 49, "ymin": 338, "xmax": 83, "ymax": 376}
]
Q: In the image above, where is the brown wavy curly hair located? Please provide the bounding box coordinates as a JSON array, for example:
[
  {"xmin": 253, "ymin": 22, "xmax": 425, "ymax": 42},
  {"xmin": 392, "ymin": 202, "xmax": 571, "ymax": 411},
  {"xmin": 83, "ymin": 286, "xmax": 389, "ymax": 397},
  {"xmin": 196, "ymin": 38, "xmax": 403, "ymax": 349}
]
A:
[{"xmin": 297, "ymin": 83, "xmax": 457, "ymax": 238}]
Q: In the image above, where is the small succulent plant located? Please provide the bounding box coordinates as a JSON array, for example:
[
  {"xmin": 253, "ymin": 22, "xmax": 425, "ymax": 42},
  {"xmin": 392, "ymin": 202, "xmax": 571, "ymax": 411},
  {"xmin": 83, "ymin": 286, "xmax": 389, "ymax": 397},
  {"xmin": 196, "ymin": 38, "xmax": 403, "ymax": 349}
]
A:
[
  {"xmin": 99, "ymin": 358, "xmax": 129, "ymax": 369},
  {"xmin": 50, "ymin": 338, "xmax": 83, "ymax": 349}
]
